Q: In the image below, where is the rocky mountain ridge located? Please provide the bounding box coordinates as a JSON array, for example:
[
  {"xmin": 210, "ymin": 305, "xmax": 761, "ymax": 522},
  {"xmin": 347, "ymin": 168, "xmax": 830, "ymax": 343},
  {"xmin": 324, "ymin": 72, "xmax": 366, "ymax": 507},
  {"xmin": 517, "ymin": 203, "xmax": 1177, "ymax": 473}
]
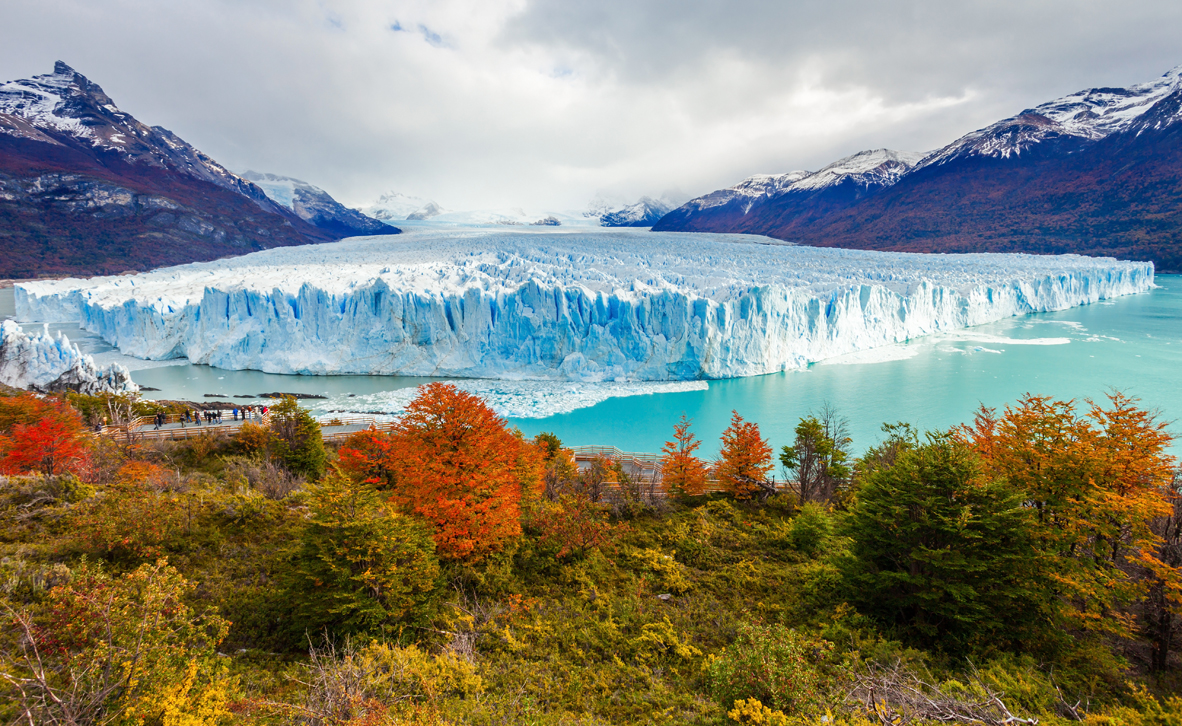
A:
[
  {"xmin": 238, "ymin": 170, "xmax": 398, "ymax": 239},
  {"xmin": 0, "ymin": 62, "xmax": 346, "ymax": 277},
  {"xmin": 655, "ymin": 149, "xmax": 925, "ymax": 235}
]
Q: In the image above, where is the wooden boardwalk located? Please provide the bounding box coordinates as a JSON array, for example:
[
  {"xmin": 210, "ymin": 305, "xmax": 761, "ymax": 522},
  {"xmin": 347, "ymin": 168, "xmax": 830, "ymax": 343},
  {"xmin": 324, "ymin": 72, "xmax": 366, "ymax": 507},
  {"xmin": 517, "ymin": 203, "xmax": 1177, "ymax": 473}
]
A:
[{"xmin": 102, "ymin": 413, "xmax": 396, "ymax": 443}]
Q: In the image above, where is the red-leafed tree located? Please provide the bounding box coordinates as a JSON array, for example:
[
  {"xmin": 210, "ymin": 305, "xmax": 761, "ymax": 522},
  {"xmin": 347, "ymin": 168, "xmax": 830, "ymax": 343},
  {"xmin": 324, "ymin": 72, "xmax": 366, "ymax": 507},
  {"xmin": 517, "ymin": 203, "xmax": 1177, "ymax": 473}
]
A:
[
  {"xmin": 0, "ymin": 392, "xmax": 46, "ymax": 431},
  {"xmin": 339, "ymin": 383, "xmax": 542, "ymax": 561},
  {"xmin": 660, "ymin": 414, "xmax": 710, "ymax": 496},
  {"xmin": 715, "ymin": 410, "xmax": 773, "ymax": 500},
  {"xmin": 0, "ymin": 394, "xmax": 91, "ymax": 476},
  {"xmin": 527, "ymin": 494, "xmax": 629, "ymax": 561}
]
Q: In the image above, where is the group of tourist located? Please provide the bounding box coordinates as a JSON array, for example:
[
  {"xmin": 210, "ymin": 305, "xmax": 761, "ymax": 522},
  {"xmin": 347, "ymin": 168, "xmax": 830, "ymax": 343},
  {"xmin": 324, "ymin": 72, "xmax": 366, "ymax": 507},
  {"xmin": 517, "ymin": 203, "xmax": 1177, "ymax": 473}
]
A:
[
  {"xmin": 150, "ymin": 404, "xmax": 270, "ymax": 430},
  {"xmin": 235, "ymin": 405, "xmax": 268, "ymax": 422}
]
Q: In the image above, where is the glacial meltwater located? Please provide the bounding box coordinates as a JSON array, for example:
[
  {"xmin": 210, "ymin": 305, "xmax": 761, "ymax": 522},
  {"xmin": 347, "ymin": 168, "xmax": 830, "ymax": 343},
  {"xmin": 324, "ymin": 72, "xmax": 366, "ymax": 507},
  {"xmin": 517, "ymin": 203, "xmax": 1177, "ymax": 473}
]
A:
[{"xmin": 3, "ymin": 277, "xmax": 1180, "ymax": 456}]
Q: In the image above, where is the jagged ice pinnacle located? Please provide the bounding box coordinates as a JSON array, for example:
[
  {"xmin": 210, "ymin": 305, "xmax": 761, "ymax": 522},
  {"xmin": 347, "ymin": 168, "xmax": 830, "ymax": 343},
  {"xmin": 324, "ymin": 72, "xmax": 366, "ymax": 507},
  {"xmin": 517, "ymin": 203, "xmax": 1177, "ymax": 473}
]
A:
[{"xmin": 0, "ymin": 320, "xmax": 137, "ymax": 394}]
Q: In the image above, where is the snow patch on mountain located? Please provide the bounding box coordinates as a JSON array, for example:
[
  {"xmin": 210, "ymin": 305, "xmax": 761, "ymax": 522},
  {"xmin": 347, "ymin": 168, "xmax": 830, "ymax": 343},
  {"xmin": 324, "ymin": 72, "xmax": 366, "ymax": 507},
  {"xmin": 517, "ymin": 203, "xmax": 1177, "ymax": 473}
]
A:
[
  {"xmin": 0, "ymin": 320, "xmax": 137, "ymax": 394},
  {"xmin": 13, "ymin": 228, "xmax": 1153, "ymax": 383},
  {"xmin": 0, "ymin": 62, "xmax": 94, "ymax": 139},
  {"xmin": 239, "ymin": 171, "xmax": 304, "ymax": 209}
]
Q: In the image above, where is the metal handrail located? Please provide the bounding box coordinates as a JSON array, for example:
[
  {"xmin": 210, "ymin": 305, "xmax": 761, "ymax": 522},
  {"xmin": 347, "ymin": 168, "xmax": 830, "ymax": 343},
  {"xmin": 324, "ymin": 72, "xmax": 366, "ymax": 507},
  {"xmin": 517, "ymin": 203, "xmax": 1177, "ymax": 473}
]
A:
[{"xmin": 570, "ymin": 445, "xmax": 663, "ymax": 464}]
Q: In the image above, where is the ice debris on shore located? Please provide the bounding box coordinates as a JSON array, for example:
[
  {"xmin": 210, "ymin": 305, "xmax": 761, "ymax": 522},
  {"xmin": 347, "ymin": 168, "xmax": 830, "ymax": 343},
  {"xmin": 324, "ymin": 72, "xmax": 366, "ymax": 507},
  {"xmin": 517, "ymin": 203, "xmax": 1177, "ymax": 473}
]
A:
[{"xmin": 0, "ymin": 320, "xmax": 138, "ymax": 394}]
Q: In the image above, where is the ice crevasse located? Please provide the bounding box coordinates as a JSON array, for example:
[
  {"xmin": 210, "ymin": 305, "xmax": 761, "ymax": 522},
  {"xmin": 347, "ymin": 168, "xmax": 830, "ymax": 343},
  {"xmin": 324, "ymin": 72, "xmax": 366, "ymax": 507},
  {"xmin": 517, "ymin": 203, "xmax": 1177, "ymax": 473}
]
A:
[{"xmin": 14, "ymin": 229, "xmax": 1155, "ymax": 382}]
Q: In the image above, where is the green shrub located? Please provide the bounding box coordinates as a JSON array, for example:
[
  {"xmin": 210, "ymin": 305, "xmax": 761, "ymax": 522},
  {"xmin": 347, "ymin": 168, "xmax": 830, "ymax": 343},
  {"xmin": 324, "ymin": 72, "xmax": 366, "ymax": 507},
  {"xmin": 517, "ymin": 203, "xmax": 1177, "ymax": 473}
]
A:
[
  {"xmin": 842, "ymin": 432, "xmax": 1045, "ymax": 654},
  {"xmin": 0, "ymin": 559, "xmax": 231, "ymax": 725},
  {"xmin": 707, "ymin": 621, "xmax": 838, "ymax": 717},
  {"xmin": 268, "ymin": 396, "xmax": 327, "ymax": 479},
  {"xmin": 286, "ymin": 468, "xmax": 441, "ymax": 641},
  {"xmin": 787, "ymin": 502, "xmax": 832, "ymax": 557}
]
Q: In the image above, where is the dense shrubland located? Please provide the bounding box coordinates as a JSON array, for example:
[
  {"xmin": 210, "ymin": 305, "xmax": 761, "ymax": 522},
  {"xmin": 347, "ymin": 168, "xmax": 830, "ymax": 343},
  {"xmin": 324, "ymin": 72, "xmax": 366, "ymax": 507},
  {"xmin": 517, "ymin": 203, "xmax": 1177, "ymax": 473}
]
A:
[{"xmin": 1, "ymin": 379, "xmax": 1181, "ymax": 725}]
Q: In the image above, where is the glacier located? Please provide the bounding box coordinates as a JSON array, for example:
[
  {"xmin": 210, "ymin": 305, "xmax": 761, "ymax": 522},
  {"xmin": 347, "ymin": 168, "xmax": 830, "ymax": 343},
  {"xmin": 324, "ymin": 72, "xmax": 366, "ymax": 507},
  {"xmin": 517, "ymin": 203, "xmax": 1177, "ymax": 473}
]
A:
[
  {"xmin": 0, "ymin": 319, "xmax": 138, "ymax": 394},
  {"xmin": 13, "ymin": 228, "xmax": 1153, "ymax": 382}
]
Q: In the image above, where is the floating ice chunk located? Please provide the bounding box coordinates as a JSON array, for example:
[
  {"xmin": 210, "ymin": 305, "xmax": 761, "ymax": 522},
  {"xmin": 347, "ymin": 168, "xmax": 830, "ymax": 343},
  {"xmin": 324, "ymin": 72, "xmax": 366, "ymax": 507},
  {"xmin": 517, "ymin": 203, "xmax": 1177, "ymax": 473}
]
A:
[{"xmin": 308, "ymin": 379, "xmax": 710, "ymax": 420}]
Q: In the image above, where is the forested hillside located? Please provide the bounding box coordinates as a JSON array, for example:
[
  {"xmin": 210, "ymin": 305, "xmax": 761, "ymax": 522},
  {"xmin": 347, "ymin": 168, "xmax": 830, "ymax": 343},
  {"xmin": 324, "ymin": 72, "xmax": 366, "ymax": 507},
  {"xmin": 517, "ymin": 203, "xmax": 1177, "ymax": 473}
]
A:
[{"xmin": 1, "ymin": 382, "xmax": 1181, "ymax": 725}]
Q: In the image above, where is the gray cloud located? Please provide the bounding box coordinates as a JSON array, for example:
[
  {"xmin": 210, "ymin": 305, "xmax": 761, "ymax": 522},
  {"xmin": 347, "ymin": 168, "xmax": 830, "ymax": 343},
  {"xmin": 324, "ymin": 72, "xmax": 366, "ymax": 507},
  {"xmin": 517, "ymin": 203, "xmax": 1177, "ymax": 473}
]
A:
[{"xmin": 3, "ymin": 0, "xmax": 1182, "ymax": 211}]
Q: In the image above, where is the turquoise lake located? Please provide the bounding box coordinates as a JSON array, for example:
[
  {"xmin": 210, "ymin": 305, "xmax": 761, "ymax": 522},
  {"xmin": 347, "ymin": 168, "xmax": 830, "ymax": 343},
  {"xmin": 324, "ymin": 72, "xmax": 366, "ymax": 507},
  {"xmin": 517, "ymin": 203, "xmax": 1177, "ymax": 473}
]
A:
[
  {"xmin": 506, "ymin": 274, "xmax": 1182, "ymax": 456},
  {"xmin": 3, "ymin": 276, "xmax": 1180, "ymax": 456}
]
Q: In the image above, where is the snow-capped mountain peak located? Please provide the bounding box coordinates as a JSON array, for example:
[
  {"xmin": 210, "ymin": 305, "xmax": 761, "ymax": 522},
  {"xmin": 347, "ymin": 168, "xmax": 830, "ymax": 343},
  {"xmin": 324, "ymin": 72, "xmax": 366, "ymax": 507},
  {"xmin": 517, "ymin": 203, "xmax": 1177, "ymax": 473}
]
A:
[
  {"xmin": 663, "ymin": 150, "xmax": 923, "ymax": 227},
  {"xmin": 361, "ymin": 191, "xmax": 444, "ymax": 221},
  {"xmin": 789, "ymin": 149, "xmax": 926, "ymax": 192},
  {"xmin": 0, "ymin": 61, "xmax": 115, "ymax": 140},
  {"xmin": 584, "ymin": 193, "xmax": 685, "ymax": 227},
  {"xmin": 0, "ymin": 61, "xmax": 281, "ymax": 208},
  {"xmin": 922, "ymin": 65, "xmax": 1182, "ymax": 167},
  {"xmin": 1035, "ymin": 64, "xmax": 1182, "ymax": 138}
]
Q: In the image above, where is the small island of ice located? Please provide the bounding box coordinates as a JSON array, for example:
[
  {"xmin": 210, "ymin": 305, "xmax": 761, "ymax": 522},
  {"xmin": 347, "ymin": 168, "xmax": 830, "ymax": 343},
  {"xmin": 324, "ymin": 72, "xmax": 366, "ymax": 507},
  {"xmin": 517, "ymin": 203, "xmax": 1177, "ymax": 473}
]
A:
[{"xmin": 14, "ymin": 228, "xmax": 1153, "ymax": 382}]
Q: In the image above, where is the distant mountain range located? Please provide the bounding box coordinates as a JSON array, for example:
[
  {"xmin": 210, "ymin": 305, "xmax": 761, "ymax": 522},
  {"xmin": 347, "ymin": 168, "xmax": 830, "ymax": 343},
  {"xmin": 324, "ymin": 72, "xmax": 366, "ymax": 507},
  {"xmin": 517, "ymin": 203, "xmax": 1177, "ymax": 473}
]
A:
[
  {"xmin": 13, "ymin": 60, "xmax": 1173, "ymax": 278},
  {"xmin": 362, "ymin": 191, "xmax": 446, "ymax": 222},
  {"xmin": 0, "ymin": 62, "xmax": 396, "ymax": 278},
  {"xmin": 655, "ymin": 66, "xmax": 1182, "ymax": 272},
  {"xmin": 358, "ymin": 190, "xmax": 682, "ymax": 228},
  {"xmin": 584, "ymin": 193, "xmax": 686, "ymax": 227}
]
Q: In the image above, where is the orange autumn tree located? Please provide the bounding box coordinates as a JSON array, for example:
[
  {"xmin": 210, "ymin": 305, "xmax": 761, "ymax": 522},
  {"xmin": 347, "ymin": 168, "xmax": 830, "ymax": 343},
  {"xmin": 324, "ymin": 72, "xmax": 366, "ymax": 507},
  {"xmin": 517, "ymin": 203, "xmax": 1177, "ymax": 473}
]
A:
[
  {"xmin": 0, "ymin": 393, "xmax": 91, "ymax": 476},
  {"xmin": 715, "ymin": 410, "xmax": 773, "ymax": 500},
  {"xmin": 960, "ymin": 392, "xmax": 1176, "ymax": 637},
  {"xmin": 340, "ymin": 383, "xmax": 542, "ymax": 561},
  {"xmin": 660, "ymin": 414, "xmax": 710, "ymax": 496}
]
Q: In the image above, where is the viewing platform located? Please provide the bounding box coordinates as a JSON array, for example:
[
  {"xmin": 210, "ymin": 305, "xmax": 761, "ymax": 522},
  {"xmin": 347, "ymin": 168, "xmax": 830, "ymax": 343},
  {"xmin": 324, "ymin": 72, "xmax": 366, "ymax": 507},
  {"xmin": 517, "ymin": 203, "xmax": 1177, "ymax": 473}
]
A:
[{"xmin": 102, "ymin": 412, "xmax": 396, "ymax": 443}]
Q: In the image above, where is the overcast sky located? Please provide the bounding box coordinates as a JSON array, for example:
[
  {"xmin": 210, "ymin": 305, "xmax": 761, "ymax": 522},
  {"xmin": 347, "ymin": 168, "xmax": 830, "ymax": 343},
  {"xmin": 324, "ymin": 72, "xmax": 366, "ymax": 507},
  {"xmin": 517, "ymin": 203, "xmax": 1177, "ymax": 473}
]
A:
[{"xmin": 4, "ymin": 0, "xmax": 1182, "ymax": 211}]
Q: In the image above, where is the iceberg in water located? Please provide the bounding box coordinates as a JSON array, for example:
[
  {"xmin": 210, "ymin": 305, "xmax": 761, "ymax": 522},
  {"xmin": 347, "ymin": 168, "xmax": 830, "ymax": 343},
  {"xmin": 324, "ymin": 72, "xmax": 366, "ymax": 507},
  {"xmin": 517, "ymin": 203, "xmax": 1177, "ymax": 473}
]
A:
[
  {"xmin": 0, "ymin": 320, "xmax": 138, "ymax": 394},
  {"xmin": 13, "ymin": 228, "xmax": 1153, "ymax": 382}
]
